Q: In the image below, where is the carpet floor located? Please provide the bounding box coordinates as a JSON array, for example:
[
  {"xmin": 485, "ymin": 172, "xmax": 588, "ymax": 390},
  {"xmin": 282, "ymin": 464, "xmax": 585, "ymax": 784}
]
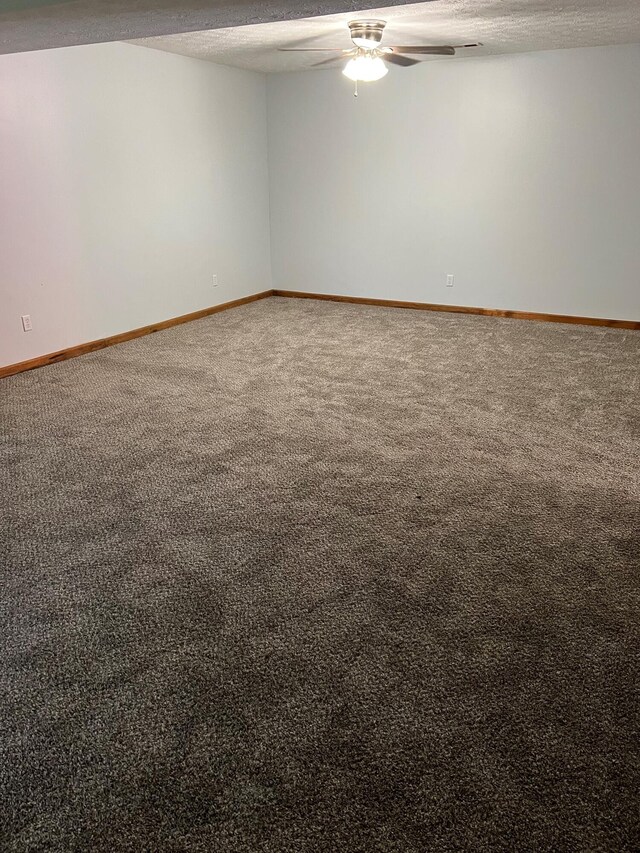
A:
[{"xmin": 1, "ymin": 296, "xmax": 639, "ymax": 852}]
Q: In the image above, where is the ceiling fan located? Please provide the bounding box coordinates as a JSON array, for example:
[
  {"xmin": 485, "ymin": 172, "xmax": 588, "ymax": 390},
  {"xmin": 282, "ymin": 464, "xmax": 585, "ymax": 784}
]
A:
[{"xmin": 280, "ymin": 20, "xmax": 481, "ymax": 90}]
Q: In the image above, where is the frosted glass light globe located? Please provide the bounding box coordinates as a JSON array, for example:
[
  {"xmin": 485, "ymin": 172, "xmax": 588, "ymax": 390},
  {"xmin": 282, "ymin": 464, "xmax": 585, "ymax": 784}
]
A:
[{"xmin": 342, "ymin": 55, "xmax": 388, "ymax": 83}]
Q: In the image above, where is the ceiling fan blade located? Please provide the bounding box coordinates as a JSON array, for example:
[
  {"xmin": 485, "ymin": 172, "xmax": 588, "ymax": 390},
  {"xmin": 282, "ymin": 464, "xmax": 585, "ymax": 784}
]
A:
[
  {"xmin": 312, "ymin": 55, "xmax": 348, "ymax": 67},
  {"xmin": 278, "ymin": 47, "xmax": 351, "ymax": 53},
  {"xmin": 391, "ymin": 45, "xmax": 456, "ymax": 56},
  {"xmin": 383, "ymin": 53, "xmax": 420, "ymax": 67}
]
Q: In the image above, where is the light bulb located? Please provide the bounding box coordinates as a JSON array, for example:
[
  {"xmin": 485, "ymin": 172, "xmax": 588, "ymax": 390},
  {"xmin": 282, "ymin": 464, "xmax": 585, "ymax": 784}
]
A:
[{"xmin": 342, "ymin": 54, "xmax": 388, "ymax": 83}]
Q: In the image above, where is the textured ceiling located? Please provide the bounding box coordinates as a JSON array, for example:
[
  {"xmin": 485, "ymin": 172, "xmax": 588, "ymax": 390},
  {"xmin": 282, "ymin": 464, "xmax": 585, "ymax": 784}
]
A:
[
  {"xmin": 0, "ymin": 0, "xmax": 416, "ymax": 55},
  {"xmin": 131, "ymin": 0, "xmax": 640, "ymax": 72}
]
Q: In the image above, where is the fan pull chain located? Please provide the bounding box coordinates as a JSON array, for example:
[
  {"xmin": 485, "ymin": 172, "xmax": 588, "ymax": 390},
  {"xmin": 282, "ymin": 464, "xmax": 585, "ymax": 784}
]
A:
[{"xmin": 354, "ymin": 79, "xmax": 358, "ymax": 98}]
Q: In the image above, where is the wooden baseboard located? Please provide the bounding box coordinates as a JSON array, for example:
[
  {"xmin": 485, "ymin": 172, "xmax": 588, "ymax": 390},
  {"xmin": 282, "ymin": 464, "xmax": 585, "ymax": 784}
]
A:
[
  {"xmin": 273, "ymin": 290, "xmax": 640, "ymax": 331},
  {"xmin": 3, "ymin": 285, "xmax": 637, "ymax": 380},
  {"xmin": 0, "ymin": 290, "xmax": 274, "ymax": 380}
]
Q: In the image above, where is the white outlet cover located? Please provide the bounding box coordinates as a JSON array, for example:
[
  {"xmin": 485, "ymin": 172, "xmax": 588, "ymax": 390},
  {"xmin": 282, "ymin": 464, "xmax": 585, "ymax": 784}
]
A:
[{"xmin": 21, "ymin": 315, "xmax": 32, "ymax": 331}]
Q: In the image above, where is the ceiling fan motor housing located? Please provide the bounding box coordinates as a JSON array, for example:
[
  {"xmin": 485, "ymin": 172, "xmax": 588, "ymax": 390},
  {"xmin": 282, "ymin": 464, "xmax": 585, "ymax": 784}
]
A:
[{"xmin": 348, "ymin": 20, "xmax": 386, "ymax": 50}]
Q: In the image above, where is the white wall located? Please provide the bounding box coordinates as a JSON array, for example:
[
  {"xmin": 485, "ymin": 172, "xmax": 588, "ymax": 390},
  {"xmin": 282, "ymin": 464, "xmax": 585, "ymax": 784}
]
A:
[
  {"xmin": 2, "ymin": 42, "xmax": 639, "ymax": 368},
  {"xmin": 0, "ymin": 42, "xmax": 272, "ymax": 367},
  {"xmin": 267, "ymin": 44, "xmax": 640, "ymax": 321}
]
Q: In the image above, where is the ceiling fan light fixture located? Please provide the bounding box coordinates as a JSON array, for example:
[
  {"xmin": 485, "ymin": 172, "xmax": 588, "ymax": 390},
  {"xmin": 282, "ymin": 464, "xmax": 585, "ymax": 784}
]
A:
[{"xmin": 342, "ymin": 54, "xmax": 388, "ymax": 83}]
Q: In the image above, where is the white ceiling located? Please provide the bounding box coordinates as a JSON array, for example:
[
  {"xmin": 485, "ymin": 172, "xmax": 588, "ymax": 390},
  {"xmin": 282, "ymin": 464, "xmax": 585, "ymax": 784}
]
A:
[
  {"xmin": 0, "ymin": 1, "xmax": 414, "ymax": 54},
  {"xmin": 130, "ymin": 0, "xmax": 640, "ymax": 73}
]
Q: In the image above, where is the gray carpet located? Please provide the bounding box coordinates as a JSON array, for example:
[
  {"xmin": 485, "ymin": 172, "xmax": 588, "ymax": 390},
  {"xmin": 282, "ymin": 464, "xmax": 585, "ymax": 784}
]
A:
[{"xmin": 1, "ymin": 296, "xmax": 639, "ymax": 853}]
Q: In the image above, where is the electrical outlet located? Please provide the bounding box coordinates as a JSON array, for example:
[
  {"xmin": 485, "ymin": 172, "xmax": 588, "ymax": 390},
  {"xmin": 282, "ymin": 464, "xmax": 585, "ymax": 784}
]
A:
[
  {"xmin": 212, "ymin": 274, "xmax": 218, "ymax": 288},
  {"xmin": 446, "ymin": 275, "xmax": 454, "ymax": 288},
  {"xmin": 21, "ymin": 314, "xmax": 32, "ymax": 332}
]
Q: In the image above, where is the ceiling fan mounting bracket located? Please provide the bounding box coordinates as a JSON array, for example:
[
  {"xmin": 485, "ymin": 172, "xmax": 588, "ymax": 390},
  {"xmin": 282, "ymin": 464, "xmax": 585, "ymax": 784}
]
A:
[{"xmin": 348, "ymin": 20, "xmax": 387, "ymax": 50}]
